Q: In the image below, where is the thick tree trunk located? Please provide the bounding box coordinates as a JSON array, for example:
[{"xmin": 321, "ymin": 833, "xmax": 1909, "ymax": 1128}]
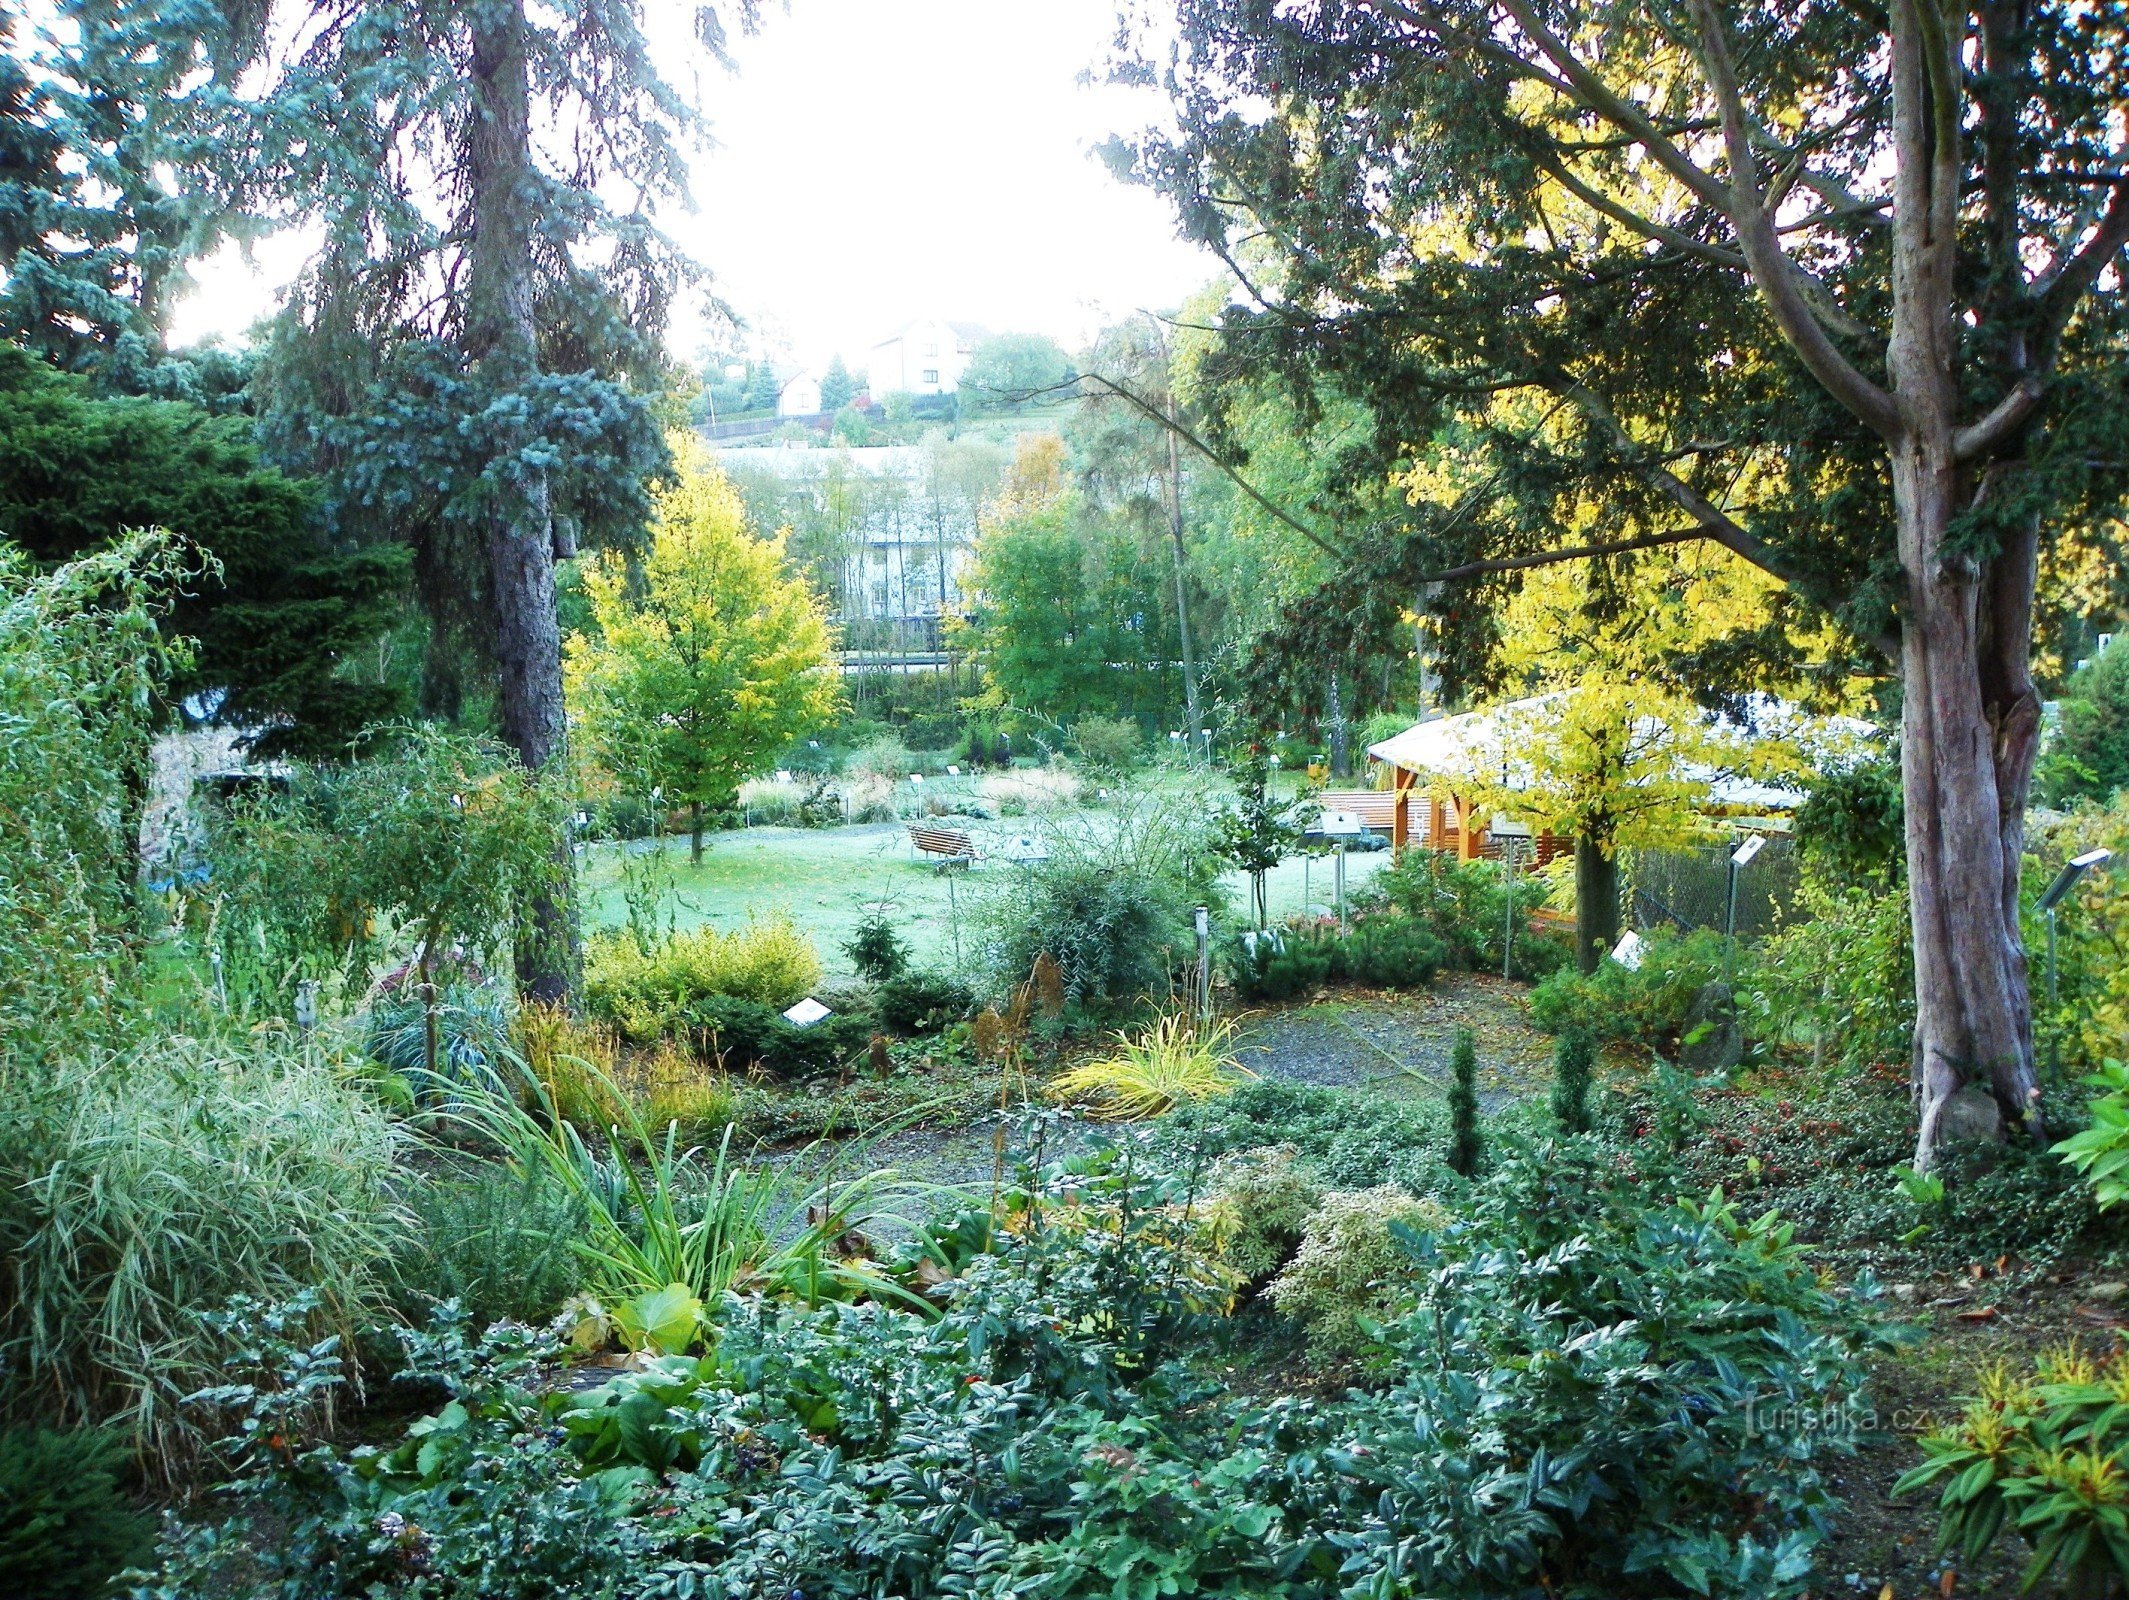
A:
[
  {"xmin": 467, "ymin": 2, "xmax": 576, "ymax": 1004},
  {"xmin": 1894, "ymin": 447, "xmax": 2044, "ymax": 1169},
  {"xmin": 1573, "ymin": 832, "xmax": 1619, "ymax": 975}
]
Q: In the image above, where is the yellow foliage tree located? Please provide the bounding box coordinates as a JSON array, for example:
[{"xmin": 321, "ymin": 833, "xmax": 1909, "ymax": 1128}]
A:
[
  {"xmin": 566, "ymin": 438, "xmax": 841, "ymax": 862},
  {"xmin": 1446, "ymin": 546, "xmax": 1867, "ymax": 970}
]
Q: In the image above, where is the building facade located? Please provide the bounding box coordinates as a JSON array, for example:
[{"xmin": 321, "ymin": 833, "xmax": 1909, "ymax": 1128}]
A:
[{"xmin": 865, "ymin": 318, "xmax": 988, "ymax": 397}]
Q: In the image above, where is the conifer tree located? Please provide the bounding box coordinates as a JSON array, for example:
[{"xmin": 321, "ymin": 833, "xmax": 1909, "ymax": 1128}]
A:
[
  {"xmin": 1447, "ymin": 1026, "xmax": 1482, "ymax": 1178},
  {"xmin": 1552, "ymin": 1029, "xmax": 1595, "ymax": 1138}
]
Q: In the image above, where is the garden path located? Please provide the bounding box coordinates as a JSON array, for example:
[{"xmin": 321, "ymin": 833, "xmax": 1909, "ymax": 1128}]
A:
[{"xmin": 1230, "ymin": 973, "xmax": 1551, "ymax": 1111}]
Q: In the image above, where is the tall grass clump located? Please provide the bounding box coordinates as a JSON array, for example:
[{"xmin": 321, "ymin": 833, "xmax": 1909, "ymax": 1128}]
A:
[
  {"xmin": 0, "ymin": 539, "xmax": 403, "ymax": 1470},
  {"xmin": 1052, "ymin": 1012, "xmax": 1253, "ymax": 1120},
  {"xmin": 0, "ymin": 1032, "xmax": 402, "ymax": 1468}
]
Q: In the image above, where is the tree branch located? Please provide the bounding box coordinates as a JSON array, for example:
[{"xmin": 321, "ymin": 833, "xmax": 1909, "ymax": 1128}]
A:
[
  {"xmin": 2038, "ymin": 174, "xmax": 2129, "ymax": 337},
  {"xmin": 1029, "ymin": 372, "xmax": 1352, "ymax": 563},
  {"xmin": 1413, "ymin": 527, "xmax": 1707, "ymax": 584},
  {"xmin": 1687, "ymin": 0, "xmax": 1903, "ymax": 438}
]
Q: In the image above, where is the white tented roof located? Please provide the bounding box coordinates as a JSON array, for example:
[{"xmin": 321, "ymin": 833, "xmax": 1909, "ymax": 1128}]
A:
[{"xmin": 1365, "ymin": 693, "xmax": 1879, "ymax": 812}]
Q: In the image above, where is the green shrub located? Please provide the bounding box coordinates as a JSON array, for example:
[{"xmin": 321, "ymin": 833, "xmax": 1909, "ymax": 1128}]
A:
[
  {"xmin": 1527, "ymin": 926, "xmax": 1730, "ymax": 1048},
  {"xmin": 394, "ymin": 1165, "xmax": 587, "ymax": 1327},
  {"xmin": 1355, "ymin": 845, "xmax": 1563, "ymax": 977},
  {"xmin": 1326, "ymin": 1149, "xmax": 1882, "ymax": 1597},
  {"xmin": 2042, "ymin": 631, "xmax": 2129, "ymax": 805},
  {"xmin": 0, "ymin": 1031, "xmax": 400, "ymax": 1467},
  {"xmin": 976, "ymin": 792, "xmax": 1219, "ymax": 1016},
  {"xmin": 1552, "ymin": 1027, "xmax": 1595, "ymax": 1133},
  {"xmin": 0, "ymin": 1425, "xmax": 155, "ymax": 1600},
  {"xmin": 1756, "ymin": 883, "xmax": 1913, "ymax": 1074},
  {"xmin": 363, "ymin": 980, "xmax": 514, "ymax": 1091},
  {"xmin": 874, "ymin": 969, "xmax": 976, "ymax": 1034},
  {"xmin": 1147, "ymin": 1078, "xmax": 1461, "ymax": 1197},
  {"xmin": 1224, "ymin": 928, "xmax": 1331, "ymax": 1003},
  {"xmin": 1266, "ymin": 1185, "xmax": 1447, "ymax": 1362},
  {"xmin": 685, "ymin": 993, "xmax": 871, "ymax": 1079},
  {"xmin": 842, "ymin": 909, "xmax": 911, "ymax": 982},
  {"xmin": 1200, "ymin": 1145, "xmax": 1324, "ymax": 1280},
  {"xmin": 1070, "ymin": 715, "xmax": 1143, "ymax": 771},
  {"xmin": 1331, "ymin": 915, "xmax": 1447, "ymax": 989},
  {"xmin": 584, "ymin": 913, "xmax": 823, "ymax": 1040}
]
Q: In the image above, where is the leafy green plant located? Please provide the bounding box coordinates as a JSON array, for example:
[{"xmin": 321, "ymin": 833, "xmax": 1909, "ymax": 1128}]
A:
[
  {"xmin": 362, "ymin": 981, "xmax": 513, "ymax": 1094},
  {"xmin": 0, "ymin": 1031, "xmax": 400, "ymax": 1469},
  {"xmin": 975, "ymin": 789, "xmax": 1220, "ymax": 1016},
  {"xmin": 1332, "ymin": 915, "xmax": 1448, "ymax": 989},
  {"xmin": 0, "ymin": 1425, "xmax": 156, "ymax": 1600},
  {"xmin": 205, "ymin": 724, "xmax": 568, "ymax": 1012},
  {"xmin": 2054, "ymin": 1060, "xmax": 2129, "ymax": 1210},
  {"xmin": 1051, "ymin": 1012, "xmax": 1253, "ymax": 1120},
  {"xmin": 1355, "ymin": 844, "xmax": 1563, "ymax": 978},
  {"xmin": 1528, "ymin": 926, "xmax": 1733, "ymax": 1049},
  {"xmin": 1551, "ymin": 1026, "xmax": 1595, "ymax": 1134},
  {"xmin": 1447, "ymin": 1026, "xmax": 1482, "ymax": 1177},
  {"xmin": 1897, "ymin": 1342, "xmax": 2129, "ymax": 1595},
  {"xmin": 451, "ymin": 1067, "xmax": 914, "ymax": 1349},
  {"xmin": 1224, "ymin": 926, "xmax": 1332, "ymax": 1002},
  {"xmin": 874, "ymin": 969, "xmax": 976, "ymax": 1034}
]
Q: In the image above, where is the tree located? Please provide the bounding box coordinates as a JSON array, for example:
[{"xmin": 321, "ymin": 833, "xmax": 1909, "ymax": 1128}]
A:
[
  {"xmin": 0, "ymin": 346, "xmax": 408, "ymax": 755},
  {"xmin": 957, "ymin": 332, "xmax": 1072, "ymax": 413},
  {"xmin": 819, "ymin": 355, "xmax": 859, "ymax": 412},
  {"xmin": 1447, "ymin": 1026, "xmax": 1482, "ymax": 1176},
  {"xmin": 1211, "ymin": 746, "xmax": 1316, "ymax": 928},
  {"xmin": 1126, "ymin": 2, "xmax": 2129, "ymax": 1167},
  {"xmin": 953, "ymin": 435, "xmax": 1182, "ymax": 729},
  {"xmin": 244, "ymin": 0, "xmax": 753, "ymax": 999},
  {"xmin": 566, "ymin": 440, "xmax": 841, "ymax": 863},
  {"xmin": 0, "ymin": 3, "xmax": 253, "ymax": 379},
  {"xmin": 2044, "ymin": 635, "xmax": 2129, "ymax": 805}
]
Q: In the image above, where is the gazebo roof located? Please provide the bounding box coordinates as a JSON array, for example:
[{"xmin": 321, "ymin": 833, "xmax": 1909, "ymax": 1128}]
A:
[{"xmin": 1365, "ymin": 693, "xmax": 1878, "ymax": 812}]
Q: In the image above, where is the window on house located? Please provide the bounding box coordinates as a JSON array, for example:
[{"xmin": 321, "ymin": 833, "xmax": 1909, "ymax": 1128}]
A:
[
  {"xmin": 921, "ymin": 341, "xmax": 939, "ymax": 356},
  {"xmin": 922, "ymin": 369, "xmax": 939, "ymax": 385}
]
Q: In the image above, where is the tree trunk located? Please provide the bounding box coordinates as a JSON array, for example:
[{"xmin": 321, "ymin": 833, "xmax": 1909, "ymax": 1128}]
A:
[
  {"xmin": 467, "ymin": 1, "xmax": 575, "ymax": 1004},
  {"xmin": 1163, "ymin": 423, "xmax": 1205, "ymax": 763},
  {"xmin": 690, "ymin": 801, "xmax": 704, "ymax": 865},
  {"xmin": 1893, "ymin": 449, "xmax": 2044, "ymax": 1169},
  {"xmin": 1574, "ymin": 832, "xmax": 1619, "ymax": 976}
]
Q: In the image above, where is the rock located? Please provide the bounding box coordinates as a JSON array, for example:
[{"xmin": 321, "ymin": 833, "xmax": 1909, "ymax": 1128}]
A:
[
  {"xmin": 1937, "ymin": 1085, "xmax": 2005, "ymax": 1145},
  {"xmin": 1890, "ymin": 1282, "xmax": 1918, "ymax": 1302},
  {"xmin": 1679, "ymin": 981, "xmax": 1744, "ymax": 1073},
  {"xmin": 2091, "ymin": 1282, "xmax": 2129, "ymax": 1303}
]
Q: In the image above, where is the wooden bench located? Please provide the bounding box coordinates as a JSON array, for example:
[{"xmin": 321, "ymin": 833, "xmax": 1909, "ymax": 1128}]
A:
[{"xmin": 908, "ymin": 824, "xmax": 981, "ymax": 869}]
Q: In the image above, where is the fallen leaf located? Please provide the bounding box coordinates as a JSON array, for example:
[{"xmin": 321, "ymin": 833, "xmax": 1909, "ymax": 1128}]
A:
[
  {"xmin": 1955, "ymin": 1306, "xmax": 1999, "ymax": 1322},
  {"xmin": 1941, "ymin": 1566, "xmax": 1958, "ymax": 1596},
  {"xmin": 1879, "ymin": 1583, "xmax": 1894, "ymax": 1600},
  {"xmin": 1967, "ymin": 1261, "xmax": 1986, "ymax": 1281}
]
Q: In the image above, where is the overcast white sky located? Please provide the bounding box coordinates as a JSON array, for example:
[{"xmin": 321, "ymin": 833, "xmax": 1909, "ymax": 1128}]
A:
[{"xmin": 172, "ymin": 0, "xmax": 1220, "ymax": 372}]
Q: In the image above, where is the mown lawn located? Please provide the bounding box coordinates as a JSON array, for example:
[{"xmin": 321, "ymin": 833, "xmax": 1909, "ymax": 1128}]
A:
[{"xmin": 577, "ymin": 816, "xmax": 1398, "ymax": 980}]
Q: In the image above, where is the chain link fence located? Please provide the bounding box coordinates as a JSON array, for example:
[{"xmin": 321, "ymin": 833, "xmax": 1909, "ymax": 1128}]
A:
[{"xmin": 1626, "ymin": 836, "xmax": 1800, "ymax": 940}]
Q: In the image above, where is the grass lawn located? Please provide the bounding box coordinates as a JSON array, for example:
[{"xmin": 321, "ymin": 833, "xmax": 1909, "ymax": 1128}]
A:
[{"xmin": 577, "ymin": 815, "xmax": 1400, "ymax": 981}]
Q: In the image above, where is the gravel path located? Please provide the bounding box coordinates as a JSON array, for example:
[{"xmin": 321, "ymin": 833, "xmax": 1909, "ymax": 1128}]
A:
[{"xmin": 1230, "ymin": 973, "xmax": 1551, "ymax": 1112}]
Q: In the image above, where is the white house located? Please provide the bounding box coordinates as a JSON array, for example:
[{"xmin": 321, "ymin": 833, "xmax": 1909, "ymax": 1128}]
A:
[
  {"xmin": 866, "ymin": 318, "xmax": 988, "ymax": 397},
  {"xmin": 776, "ymin": 373, "xmax": 822, "ymax": 418}
]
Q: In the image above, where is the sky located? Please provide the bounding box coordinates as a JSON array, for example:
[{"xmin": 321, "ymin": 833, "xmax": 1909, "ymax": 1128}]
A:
[{"xmin": 171, "ymin": 0, "xmax": 1223, "ymax": 373}]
